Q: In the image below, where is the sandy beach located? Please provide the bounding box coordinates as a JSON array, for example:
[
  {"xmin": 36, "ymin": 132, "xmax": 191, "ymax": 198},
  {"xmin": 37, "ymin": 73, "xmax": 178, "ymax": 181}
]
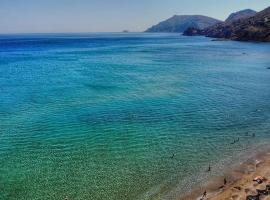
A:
[{"xmin": 180, "ymin": 152, "xmax": 270, "ymax": 200}]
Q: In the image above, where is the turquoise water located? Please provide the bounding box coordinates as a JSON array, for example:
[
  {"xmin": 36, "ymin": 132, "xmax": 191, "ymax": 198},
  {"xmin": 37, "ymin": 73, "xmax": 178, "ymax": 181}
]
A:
[{"xmin": 0, "ymin": 33, "xmax": 270, "ymax": 200}]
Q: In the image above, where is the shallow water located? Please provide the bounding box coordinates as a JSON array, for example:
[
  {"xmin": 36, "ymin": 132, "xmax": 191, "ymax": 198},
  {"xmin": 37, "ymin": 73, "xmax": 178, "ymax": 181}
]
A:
[{"xmin": 0, "ymin": 33, "xmax": 270, "ymax": 200}]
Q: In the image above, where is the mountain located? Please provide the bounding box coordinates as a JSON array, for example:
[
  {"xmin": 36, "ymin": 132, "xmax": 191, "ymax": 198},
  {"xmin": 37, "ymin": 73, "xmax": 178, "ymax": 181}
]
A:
[
  {"xmin": 145, "ymin": 15, "xmax": 221, "ymax": 33},
  {"xmin": 183, "ymin": 6, "xmax": 270, "ymax": 42},
  {"xmin": 225, "ymin": 9, "xmax": 257, "ymax": 23}
]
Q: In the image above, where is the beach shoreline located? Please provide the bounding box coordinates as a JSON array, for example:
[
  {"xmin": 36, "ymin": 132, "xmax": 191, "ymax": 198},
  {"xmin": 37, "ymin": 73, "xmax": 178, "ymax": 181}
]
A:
[{"xmin": 179, "ymin": 150, "xmax": 270, "ymax": 200}]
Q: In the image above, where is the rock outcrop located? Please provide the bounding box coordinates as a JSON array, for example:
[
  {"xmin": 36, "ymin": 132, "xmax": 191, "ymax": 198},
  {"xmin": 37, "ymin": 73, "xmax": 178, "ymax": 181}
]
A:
[{"xmin": 145, "ymin": 15, "xmax": 221, "ymax": 33}]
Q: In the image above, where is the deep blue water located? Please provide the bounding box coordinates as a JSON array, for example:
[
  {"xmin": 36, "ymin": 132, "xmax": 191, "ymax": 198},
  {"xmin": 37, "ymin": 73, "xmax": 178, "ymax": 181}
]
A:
[{"xmin": 0, "ymin": 33, "xmax": 270, "ymax": 200}]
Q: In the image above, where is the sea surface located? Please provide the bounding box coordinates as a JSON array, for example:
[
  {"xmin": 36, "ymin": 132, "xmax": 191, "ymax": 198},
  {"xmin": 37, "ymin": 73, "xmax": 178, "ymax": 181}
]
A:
[{"xmin": 0, "ymin": 33, "xmax": 270, "ymax": 200}]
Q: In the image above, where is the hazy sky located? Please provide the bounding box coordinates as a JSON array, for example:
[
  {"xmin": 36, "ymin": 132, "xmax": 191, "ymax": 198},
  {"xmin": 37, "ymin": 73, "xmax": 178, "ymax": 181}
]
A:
[{"xmin": 0, "ymin": 0, "xmax": 269, "ymax": 33}]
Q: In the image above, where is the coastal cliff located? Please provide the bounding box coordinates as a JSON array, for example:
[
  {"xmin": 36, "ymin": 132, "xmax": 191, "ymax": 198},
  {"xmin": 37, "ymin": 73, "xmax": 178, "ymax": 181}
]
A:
[{"xmin": 183, "ymin": 7, "xmax": 270, "ymax": 42}]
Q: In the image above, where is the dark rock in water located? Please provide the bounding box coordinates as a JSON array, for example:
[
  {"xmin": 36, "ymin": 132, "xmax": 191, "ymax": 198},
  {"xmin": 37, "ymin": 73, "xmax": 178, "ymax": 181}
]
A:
[
  {"xmin": 211, "ymin": 38, "xmax": 229, "ymax": 41},
  {"xmin": 145, "ymin": 15, "xmax": 221, "ymax": 33},
  {"xmin": 225, "ymin": 9, "xmax": 257, "ymax": 23},
  {"xmin": 267, "ymin": 67, "xmax": 270, "ymax": 69},
  {"xmin": 183, "ymin": 6, "xmax": 270, "ymax": 42}
]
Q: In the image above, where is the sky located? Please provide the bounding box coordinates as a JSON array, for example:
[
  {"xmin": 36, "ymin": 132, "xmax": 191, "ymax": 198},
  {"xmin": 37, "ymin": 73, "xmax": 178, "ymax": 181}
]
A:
[{"xmin": 0, "ymin": 0, "xmax": 269, "ymax": 33}]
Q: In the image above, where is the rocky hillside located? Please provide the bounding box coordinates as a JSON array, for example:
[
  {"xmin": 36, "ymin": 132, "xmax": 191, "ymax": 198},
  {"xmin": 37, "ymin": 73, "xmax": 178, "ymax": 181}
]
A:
[
  {"xmin": 145, "ymin": 15, "xmax": 221, "ymax": 33},
  {"xmin": 225, "ymin": 9, "xmax": 257, "ymax": 23},
  {"xmin": 183, "ymin": 7, "xmax": 270, "ymax": 42}
]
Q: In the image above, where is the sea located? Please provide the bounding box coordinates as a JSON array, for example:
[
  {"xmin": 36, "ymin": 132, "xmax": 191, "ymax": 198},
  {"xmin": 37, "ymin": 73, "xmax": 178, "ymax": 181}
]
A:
[{"xmin": 0, "ymin": 33, "xmax": 270, "ymax": 200}]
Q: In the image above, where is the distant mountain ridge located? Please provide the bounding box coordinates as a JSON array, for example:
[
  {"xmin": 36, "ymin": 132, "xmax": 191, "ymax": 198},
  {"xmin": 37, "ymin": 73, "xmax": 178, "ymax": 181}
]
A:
[
  {"xmin": 225, "ymin": 9, "xmax": 257, "ymax": 23},
  {"xmin": 183, "ymin": 7, "xmax": 270, "ymax": 42},
  {"xmin": 145, "ymin": 15, "xmax": 221, "ymax": 33}
]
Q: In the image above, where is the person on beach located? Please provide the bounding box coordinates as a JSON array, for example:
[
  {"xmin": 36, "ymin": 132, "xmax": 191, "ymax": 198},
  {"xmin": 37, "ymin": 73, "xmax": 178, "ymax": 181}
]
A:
[
  {"xmin": 207, "ymin": 165, "xmax": 211, "ymax": 172},
  {"xmin": 200, "ymin": 190, "xmax": 207, "ymax": 200},
  {"xmin": 231, "ymin": 138, "xmax": 240, "ymax": 144},
  {"xmin": 224, "ymin": 178, "xmax": 227, "ymax": 185}
]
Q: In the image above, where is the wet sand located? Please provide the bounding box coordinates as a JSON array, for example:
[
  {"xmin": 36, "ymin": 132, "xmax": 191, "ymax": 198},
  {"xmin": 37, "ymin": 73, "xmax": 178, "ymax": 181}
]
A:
[{"xmin": 179, "ymin": 152, "xmax": 270, "ymax": 200}]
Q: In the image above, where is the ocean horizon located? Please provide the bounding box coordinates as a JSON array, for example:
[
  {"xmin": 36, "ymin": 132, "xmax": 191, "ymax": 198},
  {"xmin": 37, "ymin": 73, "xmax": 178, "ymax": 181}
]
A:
[{"xmin": 1, "ymin": 33, "xmax": 270, "ymax": 200}]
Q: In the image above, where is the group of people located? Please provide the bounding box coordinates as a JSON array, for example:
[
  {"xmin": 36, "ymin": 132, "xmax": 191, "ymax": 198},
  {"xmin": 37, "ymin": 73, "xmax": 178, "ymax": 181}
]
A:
[{"xmin": 200, "ymin": 132, "xmax": 257, "ymax": 200}]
